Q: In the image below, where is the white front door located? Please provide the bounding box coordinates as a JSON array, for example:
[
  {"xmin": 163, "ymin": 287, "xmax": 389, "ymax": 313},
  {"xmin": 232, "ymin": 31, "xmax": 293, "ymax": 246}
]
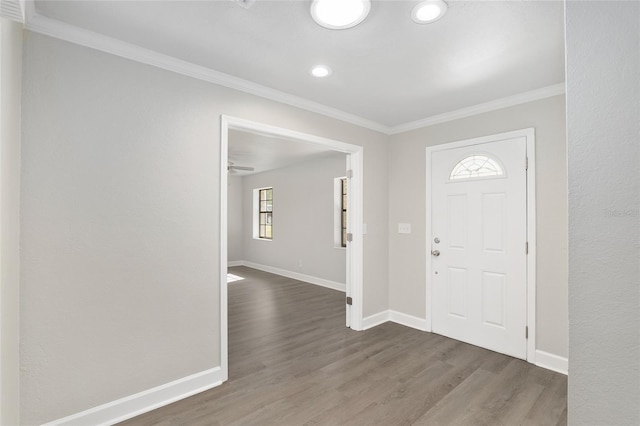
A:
[{"xmin": 430, "ymin": 137, "xmax": 528, "ymax": 359}]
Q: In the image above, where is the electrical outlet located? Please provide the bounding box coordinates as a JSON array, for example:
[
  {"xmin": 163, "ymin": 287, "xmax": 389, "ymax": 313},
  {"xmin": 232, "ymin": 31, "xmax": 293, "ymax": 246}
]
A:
[
  {"xmin": 298, "ymin": 259, "xmax": 303, "ymax": 268},
  {"xmin": 398, "ymin": 223, "xmax": 411, "ymax": 234}
]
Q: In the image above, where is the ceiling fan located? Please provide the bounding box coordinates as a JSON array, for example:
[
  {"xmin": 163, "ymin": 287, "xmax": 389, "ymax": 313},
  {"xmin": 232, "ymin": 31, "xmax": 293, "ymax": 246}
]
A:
[{"xmin": 228, "ymin": 161, "xmax": 254, "ymax": 174}]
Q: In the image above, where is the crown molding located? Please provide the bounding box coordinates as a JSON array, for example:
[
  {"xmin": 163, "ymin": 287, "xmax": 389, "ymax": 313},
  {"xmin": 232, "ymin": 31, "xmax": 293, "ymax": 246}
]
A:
[
  {"xmin": 19, "ymin": 0, "xmax": 28, "ymax": 21},
  {"xmin": 23, "ymin": 10, "xmax": 565, "ymax": 137},
  {"xmin": 24, "ymin": 11, "xmax": 391, "ymax": 135},
  {"xmin": 0, "ymin": 0, "xmax": 24, "ymax": 22},
  {"xmin": 389, "ymin": 83, "xmax": 566, "ymax": 135}
]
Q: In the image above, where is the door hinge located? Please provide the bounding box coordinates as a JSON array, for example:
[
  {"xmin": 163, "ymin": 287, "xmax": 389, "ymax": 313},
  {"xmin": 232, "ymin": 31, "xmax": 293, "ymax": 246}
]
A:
[
  {"xmin": 525, "ymin": 326, "xmax": 529, "ymax": 339},
  {"xmin": 346, "ymin": 169, "xmax": 353, "ymax": 179},
  {"xmin": 525, "ymin": 157, "xmax": 529, "ymax": 171},
  {"xmin": 346, "ymin": 233, "xmax": 353, "ymax": 242},
  {"xmin": 346, "ymin": 296, "xmax": 353, "ymax": 306},
  {"xmin": 525, "ymin": 242, "xmax": 529, "ymax": 254}
]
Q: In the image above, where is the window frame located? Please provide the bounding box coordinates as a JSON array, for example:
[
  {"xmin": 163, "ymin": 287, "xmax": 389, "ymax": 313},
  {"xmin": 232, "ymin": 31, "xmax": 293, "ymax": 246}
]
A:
[
  {"xmin": 334, "ymin": 177, "xmax": 347, "ymax": 249},
  {"xmin": 448, "ymin": 153, "xmax": 506, "ymax": 182},
  {"xmin": 341, "ymin": 177, "xmax": 347, "ymax": 248},
  {"xmin": 253, "ymin": 187, "xmax": 273, "ymax": 241}
]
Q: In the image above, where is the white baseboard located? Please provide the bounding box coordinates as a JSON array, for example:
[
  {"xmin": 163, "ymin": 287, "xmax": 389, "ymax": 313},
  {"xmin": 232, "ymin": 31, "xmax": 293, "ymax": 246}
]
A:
[
  {"xmin": 389, "ymin": 310, "xmax": 429, "ymax": 331},
  {"xmin": 359, "ymin": 309, "xmax": 569, "ymax": 377},
  {"xmin": 233, "ymin": 260, "xmax": 346, "ymax": 292},
  {"xmin": 43, "ymin": 367, "xmax": 224, "ymax": 426},
  {"xmin": 227, "ymin": 260, "xmax": 244, "ymax": 267},
  {"xmin": 535, "ymin": 350, "xmax": 568, "ymax": 375},
  {"xmin": 362, "ymin": 310, "xmax": 429, "ymax": 332},
  {"xmin": 362, "ymin": 311, "xmax": 390, "ymax": 330}
]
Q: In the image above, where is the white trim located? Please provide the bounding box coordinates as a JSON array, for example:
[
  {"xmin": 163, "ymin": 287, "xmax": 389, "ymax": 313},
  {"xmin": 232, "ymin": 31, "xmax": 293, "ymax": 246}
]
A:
[
  {"xmin": 388, "ymin": 310, "xmax": 429, "ymax": 331},
  {"xmin": 220, "ymin": 116, "xmax": 364, "ymax": 382},
  {"xmin": 219, "ymin": 117, "xmax": 229, "ymax": 383},
  {"xmin": 23, "ymin": 12, "xmax": 388, "ymax": 135},
  {"xmin": 345, "ymin": 149, "xmax": 364, "ymax": 330},
  {"xmin": 22, "ymin": 10, "xmax": 565, "ymax": 136},
  {"xmin": 0, "ymin": 0, "xmax": 24, "ymax": 22},
  {"xmin": 227, "ymin": 260, "xmax": 244, "ymax": 268},
  {"xmin": 535, "ymin": 350, "xmax": 568, "ymax": 375},
  {"xmin": 23, "ymin": 0, "xmax": 34, "ymax": 22},
  {"xmin": 236, "ymin": 260, "xmax": 346, "ymax": 293},
  {"xmin": 362, "ymin": 310, "xmax": 429, "ymax": 332},
  {"xmin": 364, "ymin": 310, "xmax": 567, "ymax": 376},
  {"xmin": 525, "ymin": 129, "xmax": 537, "ymax": 363},
  {"xmin": 424, "ymin": 147, "xmax": 434, "ymax": 333},
  {"xmin": 425, "ymin": 128, "xmax": 537, "ymax": 363},
  {"xmin": 18, "ymin": 0, "xmax": 26, "ymax": 21},
  {"xmin": 221, "ymin": 116, "xmax": 366, "ymax": 154},
  {"xmin": 390, "ymin": 84, "xmax": 565, "ymax": 135},
  {"xmin": 361, "ymin": 311, "xmax": 389, "ymax": 330},
  {"xmin": 42, "ymin": 367, "xmax": 223, "ymax": 426}
]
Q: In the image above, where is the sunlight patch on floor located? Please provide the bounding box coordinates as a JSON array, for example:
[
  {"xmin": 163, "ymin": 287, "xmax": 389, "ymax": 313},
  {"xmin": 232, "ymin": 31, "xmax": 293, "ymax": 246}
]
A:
[{"xmin": 227, "ymin": 273, "xmax": 245, "ymax": 283}]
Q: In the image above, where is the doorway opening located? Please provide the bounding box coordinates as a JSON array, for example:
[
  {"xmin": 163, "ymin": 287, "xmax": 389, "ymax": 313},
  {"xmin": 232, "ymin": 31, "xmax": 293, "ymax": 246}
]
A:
[{"xmin": 219, "ymin": 115, "xmax": 364, "ymax": 382}]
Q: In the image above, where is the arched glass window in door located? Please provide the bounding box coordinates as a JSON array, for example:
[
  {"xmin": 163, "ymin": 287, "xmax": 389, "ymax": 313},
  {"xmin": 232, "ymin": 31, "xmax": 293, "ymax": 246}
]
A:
[{"xmin": 449, "ymin": 155, "xmax": 504, "ymax": 180}]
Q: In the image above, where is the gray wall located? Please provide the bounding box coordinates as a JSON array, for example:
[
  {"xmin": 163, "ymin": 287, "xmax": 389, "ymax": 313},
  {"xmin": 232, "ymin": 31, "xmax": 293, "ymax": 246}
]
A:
[
  {"xmin": 566, "ymin": 1, "xmax": 639, "ymax": 425},
  {"xmin": 227, "ymin": 175, "xmax": 244, "ymax": 262},
  {"xmin": 387, "ymin": 95, "xmax": 568, "ymax": 359},
  {"xmin": 20, "ymin": 32, "xmax": 389, "ymax": 424},
  {"xmin": 241, "ymin": 152, "xmax": 347, "ymax": 284},
  {"xmin": 0, "ymin": 17, "xmax": 22, "ymax": 426}
]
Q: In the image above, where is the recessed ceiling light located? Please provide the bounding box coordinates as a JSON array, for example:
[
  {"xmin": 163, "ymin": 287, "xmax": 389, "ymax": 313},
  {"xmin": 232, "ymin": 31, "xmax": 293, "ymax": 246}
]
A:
[
  {"xmin": 412, "ymin": 0, "xmax": 448, "ymax": 24},
  {"xmin": 310, "ymin": 65, "xmax": 332, "ymax": 78},
  {"xmin": 310, "ymin": 0, "xmax": 371, "ymax": 30}
]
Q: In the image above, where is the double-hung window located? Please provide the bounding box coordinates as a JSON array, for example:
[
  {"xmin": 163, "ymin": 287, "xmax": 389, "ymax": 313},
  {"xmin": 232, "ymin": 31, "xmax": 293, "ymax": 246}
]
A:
[
  {"xmin": 334, "ymin": 177, "xmax": 348, "ymax": 248},
  {"xmin": 257, "ymin": 187, "xmax": 273, "ymax": 239},
  {"xmin": 340, "ymin": 178, "xmax": 347, "ymax": 247}
]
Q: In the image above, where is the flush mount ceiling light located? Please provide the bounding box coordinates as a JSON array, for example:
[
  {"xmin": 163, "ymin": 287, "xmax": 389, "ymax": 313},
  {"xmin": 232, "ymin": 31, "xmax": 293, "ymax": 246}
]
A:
[
  {"xmin": 412, "ymin": 0, "xmax": 448, "ymax": 24},
  {"xmin": 310, "ymin": 0, "xmax": 371, "ymax": 30},
  {"xmin": 310, "ymin": 65, "xmax": 332, "ymax": 78}
]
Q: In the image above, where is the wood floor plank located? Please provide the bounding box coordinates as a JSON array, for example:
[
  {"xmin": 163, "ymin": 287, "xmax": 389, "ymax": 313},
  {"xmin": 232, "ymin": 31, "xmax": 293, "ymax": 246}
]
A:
[{"xmin": 120, "ymin": 266, "xmax": 567, "ymax": 426}]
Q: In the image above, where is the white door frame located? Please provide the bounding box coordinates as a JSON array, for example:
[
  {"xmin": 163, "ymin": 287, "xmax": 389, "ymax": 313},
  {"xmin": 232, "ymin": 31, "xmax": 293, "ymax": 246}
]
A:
[
  {"xmin": 219, "ymin": 115, "xmax": 364, "ymax": 382},
  {"xmin": 425, "ymin": 128, "xmax": 536, "ymax": 363}
]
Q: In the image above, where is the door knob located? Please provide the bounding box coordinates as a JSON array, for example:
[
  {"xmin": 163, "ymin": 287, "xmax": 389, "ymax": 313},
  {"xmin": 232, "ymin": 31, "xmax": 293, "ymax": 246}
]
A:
[{"xmin": 431, "ymin": 250, "xmax": 440, "ymax": 257}]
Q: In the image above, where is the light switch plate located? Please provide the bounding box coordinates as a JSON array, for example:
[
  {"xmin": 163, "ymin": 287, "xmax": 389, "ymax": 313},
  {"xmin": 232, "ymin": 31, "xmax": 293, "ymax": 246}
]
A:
[{"xmin": 398, "ymin": 223, "xmax": 411, "ymax": 234}]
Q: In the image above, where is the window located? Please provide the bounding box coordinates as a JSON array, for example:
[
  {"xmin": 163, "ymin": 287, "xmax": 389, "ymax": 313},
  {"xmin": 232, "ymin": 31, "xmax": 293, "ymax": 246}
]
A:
[
  {"xmin": 341, "ymin": 178, "xmax": 347, "ymax": 247},
  {"xmin": 334, "ymin": 177, "xmax": 347, "ymax": 248},
  {"xmin": 449, "ymin": 155, "xmax": 504, "ymax": 180},
  {"xmin": 256, "ymin": 187, "xmax": 273, "ymax": 239}
]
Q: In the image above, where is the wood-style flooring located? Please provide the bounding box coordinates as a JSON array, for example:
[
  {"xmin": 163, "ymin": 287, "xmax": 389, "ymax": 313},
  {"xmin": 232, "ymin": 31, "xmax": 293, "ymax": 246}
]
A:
[{"xmin": 121, "ymin": 266, "xmax": 567, "ymax": 426}]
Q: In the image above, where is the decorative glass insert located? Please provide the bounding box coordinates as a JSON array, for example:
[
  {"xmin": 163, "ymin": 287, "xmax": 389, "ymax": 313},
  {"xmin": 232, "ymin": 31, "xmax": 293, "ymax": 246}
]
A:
[{"xmin": 449, "ymin": 155, "xmax": 504, "ymax": 180}]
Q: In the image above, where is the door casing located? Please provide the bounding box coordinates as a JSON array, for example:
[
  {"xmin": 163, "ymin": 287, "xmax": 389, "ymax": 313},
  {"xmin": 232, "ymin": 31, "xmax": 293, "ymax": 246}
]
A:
[
  {"xmin": 425, "ymin": 128, "xmax": 536, "ymax": 362},
  {"xmin": 219, "ymin": 115, "xmax": 364, "ymax": 382}
]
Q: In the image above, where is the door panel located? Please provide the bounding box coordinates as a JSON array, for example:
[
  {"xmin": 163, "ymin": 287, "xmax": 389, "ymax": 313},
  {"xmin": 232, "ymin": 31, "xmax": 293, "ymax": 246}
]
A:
[
  {"xmin": 447, "ymin": 267, "xmax": 468, "ymax": 318},
  {"xmin": 482, "ymin": 271, "xmax": 506, "ymax": 327},
  {"xmin": 482, "ymin": 193, "xmax": 506, "ymax": 253},
  {"xmin": 431, "ymin": 137, "xmax": 527, "ymax": 359},
  {"xmin": 447, "ymin": 195, "xmax": 467, "ymax": 249}
]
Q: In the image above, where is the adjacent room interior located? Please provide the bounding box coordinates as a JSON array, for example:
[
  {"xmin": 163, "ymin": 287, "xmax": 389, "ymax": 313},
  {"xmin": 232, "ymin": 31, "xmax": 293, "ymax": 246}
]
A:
[{"xmin": 226, "ymin": 128, "xmax": 348, "ymax": 294}]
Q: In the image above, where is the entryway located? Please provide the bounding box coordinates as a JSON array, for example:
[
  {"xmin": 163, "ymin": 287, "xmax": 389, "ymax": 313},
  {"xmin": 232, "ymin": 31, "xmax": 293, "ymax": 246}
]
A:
[
  {"xmin": 219, "ymin": 115, "xmax": 365, "ymax": 381},
  {"xmin": 426, "ymin": 129, "xmax": 536, "ymax": 360}
]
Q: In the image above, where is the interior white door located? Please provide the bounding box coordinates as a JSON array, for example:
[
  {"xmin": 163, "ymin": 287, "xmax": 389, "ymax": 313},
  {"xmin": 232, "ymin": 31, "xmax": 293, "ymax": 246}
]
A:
[{"xmin": 430, "ymin": 137, "xmax": 527, "ymax": 359}]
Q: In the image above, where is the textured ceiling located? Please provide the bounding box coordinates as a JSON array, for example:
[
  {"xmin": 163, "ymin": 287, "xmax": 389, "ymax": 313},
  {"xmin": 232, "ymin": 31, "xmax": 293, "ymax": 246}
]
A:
[{"xmin": 33, "ymin": 0, "xmax": 566, "ymax": 129}]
